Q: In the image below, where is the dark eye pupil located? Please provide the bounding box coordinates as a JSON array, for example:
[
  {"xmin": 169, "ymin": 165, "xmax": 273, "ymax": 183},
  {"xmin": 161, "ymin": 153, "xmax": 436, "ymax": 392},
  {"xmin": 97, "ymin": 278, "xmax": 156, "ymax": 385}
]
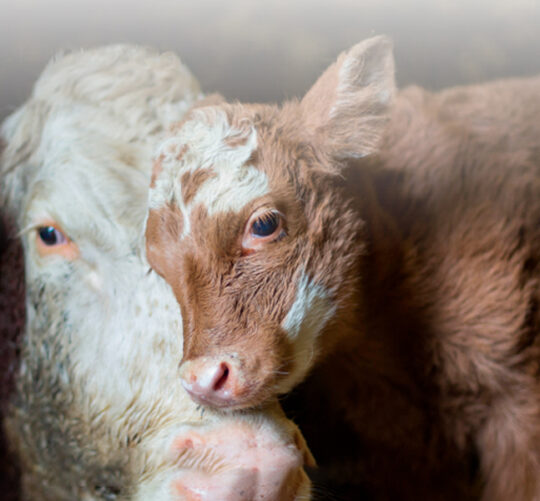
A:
[
  {"xmin": 38, "ymin": 226, "xmax": 58, "ymax": 246},
  {"xmin": 252, "ymin": 213, "xmax": 279, "ymax": 237}
]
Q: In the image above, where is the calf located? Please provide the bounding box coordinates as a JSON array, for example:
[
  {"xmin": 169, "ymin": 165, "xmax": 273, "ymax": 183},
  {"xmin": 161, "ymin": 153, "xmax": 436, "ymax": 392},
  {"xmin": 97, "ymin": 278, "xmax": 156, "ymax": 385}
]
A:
[
  {"xmin": 0, "ymin": 45, "xmax": 312, "ymax": 500},
  {"xmin": 146, "ymin": 36, "xmax": 540, "ymax": 499}
]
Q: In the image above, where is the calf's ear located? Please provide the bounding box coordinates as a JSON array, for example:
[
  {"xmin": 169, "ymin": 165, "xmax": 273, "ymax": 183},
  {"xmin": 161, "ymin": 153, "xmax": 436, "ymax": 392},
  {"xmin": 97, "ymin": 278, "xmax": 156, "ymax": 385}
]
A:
[{"xmin": 301, "ymin": 36, "xmax": 395, "ymax": 160}]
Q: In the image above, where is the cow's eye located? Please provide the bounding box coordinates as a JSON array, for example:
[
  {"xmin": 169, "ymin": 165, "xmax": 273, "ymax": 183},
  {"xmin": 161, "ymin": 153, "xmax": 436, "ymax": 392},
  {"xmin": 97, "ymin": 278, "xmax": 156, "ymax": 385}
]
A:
[
  {"xmin": 251, "ymin": 212, "xmax": 280, "ymax": 237},
  {"xmin": 38, "ymin": 226, "xmax": 67, "ymax": 246},
  {"xmin": 35, "ymin": 223, "xmax": 79, "ymax": 260}
]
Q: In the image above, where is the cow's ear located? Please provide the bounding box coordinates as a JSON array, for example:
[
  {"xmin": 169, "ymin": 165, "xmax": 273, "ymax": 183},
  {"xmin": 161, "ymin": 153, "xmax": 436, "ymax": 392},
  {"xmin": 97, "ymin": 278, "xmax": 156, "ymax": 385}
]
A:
[{"xmin": 301, "ymin": 36, "xmax": 396, "ymax": 160}]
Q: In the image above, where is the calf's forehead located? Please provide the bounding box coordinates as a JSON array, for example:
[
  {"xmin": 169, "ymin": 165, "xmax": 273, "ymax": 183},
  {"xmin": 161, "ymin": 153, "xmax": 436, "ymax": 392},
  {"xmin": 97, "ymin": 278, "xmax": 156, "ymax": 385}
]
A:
[{"xmin": 150, "ymin": 106, "xmax": 274, "ymax": 238}]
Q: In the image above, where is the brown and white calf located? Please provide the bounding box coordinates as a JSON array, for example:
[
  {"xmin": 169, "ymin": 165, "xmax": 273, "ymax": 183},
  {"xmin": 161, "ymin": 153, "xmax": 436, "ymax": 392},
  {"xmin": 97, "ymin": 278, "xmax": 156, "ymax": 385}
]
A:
[
  {"xmin": 146, "ymin": 36, "xmax": 540, "ymax": 500},
  {"xmin": 0, "ymin": 45, "xmax": 312, "ymax": 500}
]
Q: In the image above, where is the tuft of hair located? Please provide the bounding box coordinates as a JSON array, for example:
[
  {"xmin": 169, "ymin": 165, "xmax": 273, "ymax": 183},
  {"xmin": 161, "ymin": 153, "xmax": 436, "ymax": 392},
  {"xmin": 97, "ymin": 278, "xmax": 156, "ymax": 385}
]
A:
[{"xmin": 1, "ymin": 44, "xmax": 203, "ymax": 218}]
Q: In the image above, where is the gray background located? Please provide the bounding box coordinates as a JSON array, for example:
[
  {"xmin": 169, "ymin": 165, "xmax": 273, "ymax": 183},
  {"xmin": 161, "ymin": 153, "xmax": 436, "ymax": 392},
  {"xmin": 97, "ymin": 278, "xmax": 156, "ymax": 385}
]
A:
[{"xmin": 1, "ymin": 0, "xmax": 540, "ymax": 121}]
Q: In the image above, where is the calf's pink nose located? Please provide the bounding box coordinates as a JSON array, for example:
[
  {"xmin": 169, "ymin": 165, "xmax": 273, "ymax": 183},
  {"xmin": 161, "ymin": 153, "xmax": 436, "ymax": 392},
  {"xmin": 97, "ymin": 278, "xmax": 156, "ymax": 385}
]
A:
[{"xmin": 181, "ymin": 357, "xmax": 239, "ymax": 407}]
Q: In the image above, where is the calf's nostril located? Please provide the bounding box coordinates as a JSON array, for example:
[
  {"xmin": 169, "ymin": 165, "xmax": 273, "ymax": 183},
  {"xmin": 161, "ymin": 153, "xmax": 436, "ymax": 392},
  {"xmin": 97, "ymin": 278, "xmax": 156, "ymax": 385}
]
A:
[
  {"xmin": 213, "ymin": 362, "xmax": 230, "ymax": 392},
  {"xmin": 181, "ymin": 358, "xmax": 244, "ymax": 407}
]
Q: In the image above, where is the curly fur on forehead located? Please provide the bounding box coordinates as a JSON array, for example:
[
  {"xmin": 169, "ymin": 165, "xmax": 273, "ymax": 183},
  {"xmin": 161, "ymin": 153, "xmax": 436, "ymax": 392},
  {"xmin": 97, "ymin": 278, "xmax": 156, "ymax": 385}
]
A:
[
  {"xmin": 150, "ymin": 106, "xmax": 270, "ymax": 237},
  {"xmin": 1, "ymin": 44, "xmax": 202, "ymax": 220},
  {"xmin": 23, "ymin": 107, "xmax": 152, "ymax": 247}
]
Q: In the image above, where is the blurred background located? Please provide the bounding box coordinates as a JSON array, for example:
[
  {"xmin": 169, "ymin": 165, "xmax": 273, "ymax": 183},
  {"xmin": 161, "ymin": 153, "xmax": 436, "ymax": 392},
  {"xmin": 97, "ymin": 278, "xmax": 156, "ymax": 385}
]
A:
[{"xmin": 1, "ymin": 0, "xmax": 540, "ymax": 121}]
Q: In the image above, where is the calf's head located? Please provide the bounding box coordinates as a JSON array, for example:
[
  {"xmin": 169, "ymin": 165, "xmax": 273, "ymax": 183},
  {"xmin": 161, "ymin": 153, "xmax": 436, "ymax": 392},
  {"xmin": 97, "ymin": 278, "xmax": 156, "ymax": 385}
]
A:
[{"xmin": 146, "ymin": 36, "xmax": 396, "ymax": 409}]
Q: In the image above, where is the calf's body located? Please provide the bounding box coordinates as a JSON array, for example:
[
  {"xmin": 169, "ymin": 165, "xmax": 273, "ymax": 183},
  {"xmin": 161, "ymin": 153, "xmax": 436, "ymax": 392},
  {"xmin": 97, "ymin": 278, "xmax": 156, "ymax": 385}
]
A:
[
  {"xmin": 287, "ymin": 76, "xmax": 540, "ymax": 499},
  {"xmin": 147, "ymin": 37, "xmax": 540, "ymax": 499}
]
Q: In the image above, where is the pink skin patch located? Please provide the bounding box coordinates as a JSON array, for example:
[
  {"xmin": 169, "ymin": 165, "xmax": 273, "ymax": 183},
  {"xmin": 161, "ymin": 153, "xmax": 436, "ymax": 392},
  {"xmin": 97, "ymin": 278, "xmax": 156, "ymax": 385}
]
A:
[{"xmin": 171, "ymin": 421, "xmax": 307, "ymax": 501}]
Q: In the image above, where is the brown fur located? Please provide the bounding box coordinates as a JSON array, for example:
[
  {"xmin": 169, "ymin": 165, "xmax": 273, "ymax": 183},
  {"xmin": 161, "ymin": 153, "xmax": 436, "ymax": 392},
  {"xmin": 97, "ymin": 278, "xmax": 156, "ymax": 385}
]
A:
[
  {"xmin": 0, "ymin": 214, "xmax": 24, "ymax": 500},
  {"xmin": 147, "ymin": 37, "xmax": 540, "ymax": 499},
  {"xmin": 181, "ymin": 168, "xmax": 217, "ymax": 205}
]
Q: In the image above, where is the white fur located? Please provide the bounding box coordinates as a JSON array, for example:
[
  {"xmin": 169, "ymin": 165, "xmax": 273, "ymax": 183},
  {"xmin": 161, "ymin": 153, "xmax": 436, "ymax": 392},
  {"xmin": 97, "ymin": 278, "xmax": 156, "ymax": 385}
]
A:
[
  {"xmin": 149, "ymin": 108, "xmax": 268, "ymax": 238},
  {"xmin": 192, "ymin": 162, "xmax": 268, "ymax": 217},
  {"xmin": 280, "ymin": 270, "xmax": 336, "ymax": 388}
]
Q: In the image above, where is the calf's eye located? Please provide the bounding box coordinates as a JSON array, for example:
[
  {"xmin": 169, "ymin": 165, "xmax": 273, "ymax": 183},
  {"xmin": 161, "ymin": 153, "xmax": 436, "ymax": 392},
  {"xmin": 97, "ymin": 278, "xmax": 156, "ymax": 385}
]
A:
[
  {"xmin": 242, "ymin": 209, "xmax": 285, "ymax": 254},
  {"xmin": 38, "ymin": 226, "xmax": 67, "ymax": 246},
  {"xmin": 251, "ymin": 212, "xmax": 280, "ymax": 237}
]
